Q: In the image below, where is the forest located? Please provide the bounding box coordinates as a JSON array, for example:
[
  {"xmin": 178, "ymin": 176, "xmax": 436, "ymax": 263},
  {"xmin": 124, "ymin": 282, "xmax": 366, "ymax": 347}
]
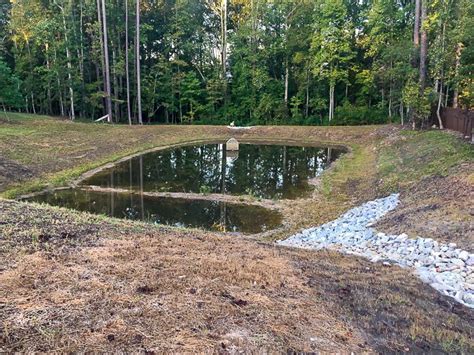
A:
[{"xmin": 0, "ymin": 0, "xmax": 472, "ymax": 126}]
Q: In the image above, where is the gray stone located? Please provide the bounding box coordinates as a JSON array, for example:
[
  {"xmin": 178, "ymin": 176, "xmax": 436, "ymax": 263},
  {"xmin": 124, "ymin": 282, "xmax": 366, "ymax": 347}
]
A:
[
  {"xmin": 430, "ymin": 282, "xmax": 455, "ymax": 293},
  {"xmin": 463, "ymin": 292, "xmax": 474, "ymax": 305},
  {"xmin": 226, "ymin": 138, "xmax": 239, "ymax": 151},
  {"xmin": 422, "ymin": 256, "xmax": 435, "ymax": 266},
  {"xmin": 465, "ymin": 283, "xmax": 474, "ymax": 291},
  {"xmin": 445, "ymin": 250, "xmax": 455, "ymax": 258}
]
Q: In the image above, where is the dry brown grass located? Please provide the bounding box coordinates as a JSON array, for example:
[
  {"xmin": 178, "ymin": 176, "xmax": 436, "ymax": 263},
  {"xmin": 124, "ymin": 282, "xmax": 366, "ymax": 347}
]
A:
[
  {"xmin": 0, "ymin": 200, "xmax": 363, "ymax": 352},
  {"xmin": 2, "ymin": 200, "xmax": 473, "ymax": 353}
]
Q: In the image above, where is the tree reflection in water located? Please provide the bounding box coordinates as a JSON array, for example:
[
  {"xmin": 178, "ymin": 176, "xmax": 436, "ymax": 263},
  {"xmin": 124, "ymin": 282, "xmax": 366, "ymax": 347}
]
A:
[
  {"xmin": 27, "ymin": 188, "xmax": 282, "ymax": 234},
  {"xmin": 29, "ymin": 143, "xmax": 344, "ymax": 233},
  {"xmin": 84, "ymin": 143, "xmax": 344, "ymax": 199}
]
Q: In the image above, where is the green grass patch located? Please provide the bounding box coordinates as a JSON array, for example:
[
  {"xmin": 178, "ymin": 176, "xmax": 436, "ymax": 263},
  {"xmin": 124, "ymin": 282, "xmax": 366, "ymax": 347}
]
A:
[
  {"xmin": 321, "ymin": 143, "xmax": 377, "ymax": 200},
  {"xmin": 378, "ymin": 129, "xmax": 473, "ymax": 193}
]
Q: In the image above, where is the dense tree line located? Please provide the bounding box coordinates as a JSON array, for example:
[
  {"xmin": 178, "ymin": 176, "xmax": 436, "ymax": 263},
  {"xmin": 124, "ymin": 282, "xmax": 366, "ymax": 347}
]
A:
[{"xmin": 0, "ymin": 0, "xmax": 472, "ymax": 126}]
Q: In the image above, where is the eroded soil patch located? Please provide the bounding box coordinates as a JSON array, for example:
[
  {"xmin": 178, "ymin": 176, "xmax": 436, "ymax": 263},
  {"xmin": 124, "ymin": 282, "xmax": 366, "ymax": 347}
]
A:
[{"xmin": 0, "ymin": 157, "xmax": 34, "ymax": 191}]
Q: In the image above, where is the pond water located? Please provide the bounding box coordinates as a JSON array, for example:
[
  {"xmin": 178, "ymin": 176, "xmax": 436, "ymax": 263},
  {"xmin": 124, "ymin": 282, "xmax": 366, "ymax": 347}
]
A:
[
  {"xmin": 83, "ymin": 143, "xmax": 343, "ymax": 199},
  {"xmin": 26, "ymin": 142, "xmax": 343, "ymax": 233},
  {"xmin": 26, "ymin": 189, "xmax": 282, "ymax": 234}
]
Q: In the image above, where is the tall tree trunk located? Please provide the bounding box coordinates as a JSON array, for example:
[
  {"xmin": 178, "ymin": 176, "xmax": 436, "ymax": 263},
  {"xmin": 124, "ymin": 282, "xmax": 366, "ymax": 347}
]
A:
[
  {"xmin": 452, "ymin": 43, "xmax": 462, "ymax": 108},
  {"xmin": 388, "ymin": 86, "xmax": 392, "ymax": 121},
  {"xmin": 112, "ymin": 49, "xmax": 119, "ymax": 121},
  {"xmin": 388, "ymin": 59, "xmax": 393, "ymax": 121},
  {"xmin": 381, "ymin": 88, "xmax": 385, "ymax": 110},
  {"xmin": 2, "ymin": 101, "xmax": 8, "ymax": 120},
  {"xmin": 400, "ymin": 99, "xmax": 404, "ymax": 126},
  {"xmin": 96, "ymin": 0, "xmax": 106, "ymax": 113},
  {"xmin": 328, "ymin": 84, "xmax": 334, "ymax": 122},
  {"xmin": 25, "ymin": 42, "xmax": 37, "ymax": 115},
  {"xmin": 220, "ymin": 0, "xmax": 228, "ymax": 115},
  {"xmin": 436, "ymin": 79, "xmax": 444, "ymax": 129},
  {"xmin": 136, "ymin": 0, "xmax": 143, "ymax": 124},
  {"xmin": 31, "ymin": 92, "xmax": 36, "ymax": 115},
  {"xmin": 305, "ymin": 66, "xmax": 310, "ymax": 118},
  {"xmin": 436, "ymin": 21, "xmax": 446, "ymax": 129},
  {"xmin": 419, "ymin": 0, "xmax": 427, "ymax": 90},
  {"xmin": 63, "ymin": 16, "xmax": 74, "ymax": 120},
  {"xmin": 79, "ymin": 0, "xmax": 86, "ymax": 118},
  {"xmin": 54, "ymin": 48, "xmax": 65, "ymax": 117},
  {"xmin": 45, "ymin": 44, "xmax": 53, "ymax": 115},
  {"xmin": 444, "ymin": 84, "xmax": 449, "ymax": 107},
  {"xmin": 414, "ymin": 0, "xmax": 421, "ymax": 48},
  {"xmin": 410, "ymin": 0, "xmax": 421, "ymax": 129},
  {"xmin": 284, "ymin": 58, "xmax": 289, "ymax": 104},
  {"xmin": 221, "ymin": 0, "xmax": 227, "ymax": 81},
  {"xmin": 101, "ymin": 0, "xmax": 113, "ymax": 123},
  {"xmin": 283, "ymin": 6, "xmax": 297, "ymax": 107},
  {"xmin": 56, "ymin": 1, "xmax": 75, "ymax": 120},
  {"xmin": 125, "ymin": 0, "xmax": 132, "ymax": 125},
  {"xmin": 178, "ymin": 63, "xmax": 183, "ymax": 123}
]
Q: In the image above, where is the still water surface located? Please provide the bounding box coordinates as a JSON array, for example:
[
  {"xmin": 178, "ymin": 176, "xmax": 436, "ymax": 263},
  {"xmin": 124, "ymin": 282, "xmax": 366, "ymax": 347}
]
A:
[
  {"xmin": 27, "ymin": 143, "xmax": 343, "ymax": 233},
  {"xmin": 27, "ymin": 188, "xmax": 282, "ymax": 234},
  {"xmin": 83, "ymin": 143, "xmax": 343, "ymax": 199}
]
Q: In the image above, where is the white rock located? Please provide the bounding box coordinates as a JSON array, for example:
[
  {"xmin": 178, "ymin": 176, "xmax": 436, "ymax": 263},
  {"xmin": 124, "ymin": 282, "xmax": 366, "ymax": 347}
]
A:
[
  {"xmin": 463, "ymin": 293, "xmax": 474, "ymax": 305},
  {"xmin": 277, "ymin": 193, "xmax": 473, "ymax": 309},
  {"xmin": 459, "ymin": 250, "xmax": 469, "ymax": 261},
  {"xmin": 370, "ymin": 255, "xmax": 382, "ymax": 263},
  {"xmin": 422, "ymin": 256, "xmax": 435, "ymax": 266},
  {"xmin": 464, "ymin": 283, "xmax": 474, "ymax": 291},
  {"xmin": 451, "ymin": 258, "xmax": 465, "ymax": 267},
  {"xmin": 430, "ymin": 282, "xmax": 455, "ymax": 293}
]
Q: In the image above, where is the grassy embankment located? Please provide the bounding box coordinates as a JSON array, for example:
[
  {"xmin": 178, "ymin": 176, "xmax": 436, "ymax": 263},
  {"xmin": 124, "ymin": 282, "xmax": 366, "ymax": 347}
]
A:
[
  {"xmin": 1, "ymin": 113, "xmax": 473, "ymax": 352},
  {"xmin": 1, "ymin": 113, "xmax": 472, "ymax": 241},
  {"xmin": 0, "ymin": 113, "xmax": 384, "ymax": 236},
  {"xmin": 0, "ymin": 113, "xmax": 229, "ymax": 198}
]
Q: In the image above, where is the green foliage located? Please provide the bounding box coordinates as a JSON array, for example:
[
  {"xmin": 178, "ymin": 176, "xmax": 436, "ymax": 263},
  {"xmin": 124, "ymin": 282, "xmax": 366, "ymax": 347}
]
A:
[
  {"xmin": 289, "ymin": 96, "xmax": 303, "ymax": 123},
  {"xmin": 310, "ymin": 0, "xmax": 354, "ymax": 87},
  {"xmin": 333, "ymin": 102, "xmax": 388, "ymax": 126},
  {"xmin": 402, "ymin": 79, "xmax": 432, "ymax": 127},
  {"xmin": 457, "ymin": 0, "xmax": 474, "ymax": 108},
  {"xmin": 199, "ymin": 185, "xmax": 211, "ymax": 195},
  {"xmin": 0, "ymin": 57, "xmax": 23, "ymax": 110},
  {"xmin": 0, "ymin": 0, "xmax": 471, "ymax": 124}
]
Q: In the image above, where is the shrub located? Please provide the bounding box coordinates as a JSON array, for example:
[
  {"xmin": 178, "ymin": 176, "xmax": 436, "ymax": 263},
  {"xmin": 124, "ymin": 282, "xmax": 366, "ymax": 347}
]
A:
[{"xmin": 333, "ymin": 101, "xmax": 389, "ymax": 125}]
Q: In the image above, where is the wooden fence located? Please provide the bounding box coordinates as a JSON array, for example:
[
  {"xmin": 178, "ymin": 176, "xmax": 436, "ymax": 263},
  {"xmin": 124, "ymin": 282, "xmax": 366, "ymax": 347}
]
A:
[{"xmin": 440, "ymin": 108, "xmax": 473, "ymax": 141}]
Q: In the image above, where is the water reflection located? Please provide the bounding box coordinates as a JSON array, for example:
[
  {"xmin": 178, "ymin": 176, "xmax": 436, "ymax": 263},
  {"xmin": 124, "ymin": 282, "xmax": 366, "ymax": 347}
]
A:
[
  {"xmin": 84, "ymin": 143, "xmax": 343, "ymax": 199},
  {"xmin": 27, "ymin": 189, "xmax": 282, "ymax": 234}
]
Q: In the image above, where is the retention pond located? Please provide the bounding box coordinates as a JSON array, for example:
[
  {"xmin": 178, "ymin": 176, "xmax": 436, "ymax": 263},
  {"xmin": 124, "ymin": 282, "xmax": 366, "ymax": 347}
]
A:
[{"xmin": 26, "ymin": 142, "xmax": 344, "ymax": 233}]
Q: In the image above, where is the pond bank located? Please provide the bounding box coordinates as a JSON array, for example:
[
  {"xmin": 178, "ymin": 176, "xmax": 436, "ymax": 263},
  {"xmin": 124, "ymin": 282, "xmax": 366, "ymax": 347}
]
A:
[
  {"xmin": 279, "ymin": 194, "xmax": 474, "ymax": 308},
  {"xmin": 2, "ymin": 115, "xmax": 474, "ymax": 352}
]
